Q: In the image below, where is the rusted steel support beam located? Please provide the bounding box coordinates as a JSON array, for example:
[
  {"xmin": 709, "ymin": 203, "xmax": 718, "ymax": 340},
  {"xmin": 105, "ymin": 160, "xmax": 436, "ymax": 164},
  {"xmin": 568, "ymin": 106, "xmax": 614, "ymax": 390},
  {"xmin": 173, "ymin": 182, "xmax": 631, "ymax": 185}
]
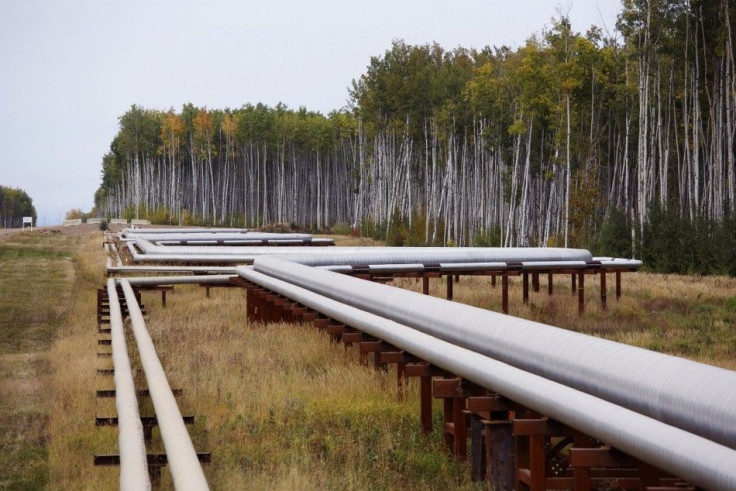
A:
[
  {"xmin": 501, "ymin": 274, "xmax": 509, "ymax": 314},
  {"xmin": 491, "ymin": 274, "xmax": 496, "ymax": 288},
  {"xmin": 358, "ymin": 340, "xmax": 389, "ymax": 370},
  {"xmin": 420, "ymin": 376, "xmax": 432, "ymax": 434},
  {"xmin": 532, "ymin": 272, "xmax": 540, "ymax": 293},
  {"xmin": 470, "ymin": 414, "xmax": 485, "ymax": 480},
  {"xmin": 405, "ymin": 363, "xmax": 446, "ymax": 435},
  {"xmin": 487, "ymin": 420, "xmax": 514, "ymax": 490},
  {"xmin": 547, "ymin": 273, "xmax": 553, "ymax": 295},
  {"xmin": 465, "ymin": 395, "xmax": 516, "ymax": 488},
  {"xmin": 454, "ymin": 397, "xmax": 467, "ymax": 458},
  {"xmin": 380, "ymin": 350, "xmax": 407, "ymax": 399},
  {"xmin": 422, "ymin": 274, "xmax": 430, "ymax": 295},
  {"xmin": 341, "ymin": 331, "xmax": 363, "ymax": 345},
  {"xmin": 600, "ymin": 271, "xmax": 607, "ymax": 310},
  {"xmin": 515, "ymin": 420, "xmax": 550, "ymax": 491},
  {"xmin": 446, "ymin": 274, "xmax": 453, "ymax": 300},
  {"xmin": 571, "ymin": 273, "xmax": 577, "ymax": 293},
  {"xmin": 443, "ymin": 396, "xmax": 455, "ymax": 452},
  {"xmin": 578, "ymin": 271, "xmax": 585, "ymax": 315},
  {"xmin": 522, "ymin": 273, "xmax": 529, "ymax": 304},
  {"xmin": 326, "ymin": 321, "xmax": 345, "ymax": 342},
  {"xmin": 571, "ymin": 446, "xmax": 648, "ymax": 490},
  {"xmin": 434, "ymin": 378, "xmax": 487, "ymax": 460},
  {"xmin": 616, "ymin": 270, "xmax": 622, "ymax": 300}
]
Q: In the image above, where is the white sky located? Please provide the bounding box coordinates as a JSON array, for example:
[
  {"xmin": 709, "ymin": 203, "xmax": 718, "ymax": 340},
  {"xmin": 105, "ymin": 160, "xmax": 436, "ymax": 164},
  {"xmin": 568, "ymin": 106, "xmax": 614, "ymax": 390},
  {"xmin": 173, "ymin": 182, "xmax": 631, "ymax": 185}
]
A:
[{"xmin": 0, "ymin": 0, "xmax": 621, "ymax": 226}]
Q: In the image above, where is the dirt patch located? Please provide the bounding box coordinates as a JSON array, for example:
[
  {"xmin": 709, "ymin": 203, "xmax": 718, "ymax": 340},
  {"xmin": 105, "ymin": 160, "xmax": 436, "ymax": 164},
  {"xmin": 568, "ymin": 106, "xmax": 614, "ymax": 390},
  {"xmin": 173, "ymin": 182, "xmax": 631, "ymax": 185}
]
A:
[{"xmin": 0, "ymin": 223, "xmax": 128, "ymax": 239}]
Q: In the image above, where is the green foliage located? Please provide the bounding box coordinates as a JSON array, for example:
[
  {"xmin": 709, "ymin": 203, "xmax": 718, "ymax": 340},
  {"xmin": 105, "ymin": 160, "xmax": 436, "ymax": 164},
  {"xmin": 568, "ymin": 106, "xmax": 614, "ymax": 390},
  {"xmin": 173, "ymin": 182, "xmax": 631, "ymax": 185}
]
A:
[
  {"xmin": 65, "ymin": 208, "xmax": 85, "ymax": 220},
  {"xmin": 0, "ymin": 186, "xmax": 36, "ymax": 228},
  {"xmin": 472, "ymin": 227, "xmax": 501, "ymax": 247},
  {"xmin": 725, "ymin": 297, "xmax": 736, "ymax": 313},
  {"xmin": 597, "ymin": 208, "xmax": 632, "ymax": 258},
  {"xmin": 639, "ymin": 203, "xmax": 735, "ymax": 275},
  {"xmin": 330, "ymin": 222, "xmax": 353, "ymax": 236}
]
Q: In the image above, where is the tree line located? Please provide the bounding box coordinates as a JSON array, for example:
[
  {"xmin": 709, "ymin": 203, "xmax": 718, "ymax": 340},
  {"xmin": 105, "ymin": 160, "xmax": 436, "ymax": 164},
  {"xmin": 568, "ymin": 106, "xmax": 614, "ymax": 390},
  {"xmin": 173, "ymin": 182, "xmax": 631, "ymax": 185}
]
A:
[
  {"xmin": 94, "ymin": 0, "xmax": 736, "ymax": 274},
  {"xmin": 0, "ymin": 186, "xmax": 36, "ymax": 228}
]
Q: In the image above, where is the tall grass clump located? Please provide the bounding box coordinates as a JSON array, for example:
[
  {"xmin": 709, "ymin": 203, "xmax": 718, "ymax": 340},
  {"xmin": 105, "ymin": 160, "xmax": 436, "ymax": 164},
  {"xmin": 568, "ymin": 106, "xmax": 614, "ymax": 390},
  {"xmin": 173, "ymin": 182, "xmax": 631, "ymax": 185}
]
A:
[{"xmin": 142, "ymin": 285, "xmax": 476, "ymax": 489}]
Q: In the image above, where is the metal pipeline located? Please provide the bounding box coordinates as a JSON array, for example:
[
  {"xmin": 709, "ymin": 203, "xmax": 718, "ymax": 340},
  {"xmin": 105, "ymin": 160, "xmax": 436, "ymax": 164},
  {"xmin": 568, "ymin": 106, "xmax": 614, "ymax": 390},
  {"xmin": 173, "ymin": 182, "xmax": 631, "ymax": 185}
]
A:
[
  {"xmin": 124, "ymin": 275, "xmax": 234, "ymax": 287},
  {"xmin": 121, "ymin": 227, "xmax": 249, "ymax": 234},
  {"xmin": 248, "ymin": 257, "xmax": 736, "ymax": 450},
  {"xmin": 106, "ymin": 279, "xmax": 151, "ymax": 490},
  {"xmin": 119, "ymin": 280, "xmax": 209, "ymax": 490},
  {"xmin": 129, "ymin": 238, "xmax": 596, "ymax": 264},
  {"xmin": 317, "ymin": 258, "xmax": 642, "ymax": 274},
  {"xmin": 123, "ymin": 232, "xmax": 315, "ymax": 242},
  {"xmin": 238, "ymin": 267, "xmax": 736, "ymax": 490},
  {"xmin": 107, "ymin": 266, "xmax": 238, "ymax": 275}
]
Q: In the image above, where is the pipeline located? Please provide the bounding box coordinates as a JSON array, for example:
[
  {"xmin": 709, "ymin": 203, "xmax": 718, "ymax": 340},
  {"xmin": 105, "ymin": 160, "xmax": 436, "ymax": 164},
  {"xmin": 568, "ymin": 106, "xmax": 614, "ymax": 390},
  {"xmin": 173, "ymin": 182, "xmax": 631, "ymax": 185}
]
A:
[
  {"xmin": 238, "ymin": 267, "xmax": 736, "ymax": 490},
  {"xmin": 128, "ymin": 238, "xmax": 597, "ymax": 264},
  {"xmin": 124, "ymin": 275, "xmax": 234, "ymax": 287},
  {"xmin": 107, "ymin": 266, "xmax": 238, "ymax": 275},
  {"xmin": 118, "ymin": 280, "xmax": 209, "ymax": 490},
  {"xmin": 121, "ymin": 227, "xmax": 249, "ymax": 234},
  {"xmin": 318, "ymin": 258, "xmax": 641, "ymax": 274},
  {"xmin": 247, "ymin": 257, "xmax": 736, "ymax": 451},
  {"xmin": 122, "ymin": 232, "xmax": 314, "ymax": 242},
  {"xmin": 106, "ymin": 279, "xmax": 151, "ymax": 490}
]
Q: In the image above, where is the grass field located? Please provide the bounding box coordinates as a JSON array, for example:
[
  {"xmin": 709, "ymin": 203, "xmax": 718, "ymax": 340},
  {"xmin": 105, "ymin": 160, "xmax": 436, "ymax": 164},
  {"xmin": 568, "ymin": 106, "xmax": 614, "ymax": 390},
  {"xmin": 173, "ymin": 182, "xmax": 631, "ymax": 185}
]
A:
[
  {"xmin": 1, "ymin": 229, "xmax": 735, "ymax": 488},
  {"xmin": 0, "ymin": 230, "xmax": 83, "ymax": 489}
]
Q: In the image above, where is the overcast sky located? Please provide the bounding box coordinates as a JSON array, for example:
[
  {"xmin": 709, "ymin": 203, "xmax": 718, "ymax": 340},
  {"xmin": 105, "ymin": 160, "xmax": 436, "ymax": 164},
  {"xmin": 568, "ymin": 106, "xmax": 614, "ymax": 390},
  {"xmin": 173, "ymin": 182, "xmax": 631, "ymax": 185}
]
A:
[{"xmin": 0, "ymin": 0, "xmax": 621, "ymax": 226}]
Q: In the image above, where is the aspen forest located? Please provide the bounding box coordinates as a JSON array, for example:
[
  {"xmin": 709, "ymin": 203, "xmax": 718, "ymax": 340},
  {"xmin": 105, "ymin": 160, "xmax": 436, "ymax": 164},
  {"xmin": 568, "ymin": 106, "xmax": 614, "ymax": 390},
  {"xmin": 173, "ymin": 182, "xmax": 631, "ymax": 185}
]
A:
[
  {"xmin": 95, "ymin": 1, "xmax": 736, "ymax": 275},
  {"xmin": 0, "ymin": 186, "xmax": 36, "ymax": 228}
]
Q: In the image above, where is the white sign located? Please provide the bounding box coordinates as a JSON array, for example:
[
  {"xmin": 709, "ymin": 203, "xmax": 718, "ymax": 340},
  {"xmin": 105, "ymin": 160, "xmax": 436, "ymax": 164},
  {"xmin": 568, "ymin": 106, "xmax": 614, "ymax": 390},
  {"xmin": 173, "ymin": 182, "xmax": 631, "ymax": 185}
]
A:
[{"xmin": 22, "ymin": 216, "xmax": 33, "ymax": 229}]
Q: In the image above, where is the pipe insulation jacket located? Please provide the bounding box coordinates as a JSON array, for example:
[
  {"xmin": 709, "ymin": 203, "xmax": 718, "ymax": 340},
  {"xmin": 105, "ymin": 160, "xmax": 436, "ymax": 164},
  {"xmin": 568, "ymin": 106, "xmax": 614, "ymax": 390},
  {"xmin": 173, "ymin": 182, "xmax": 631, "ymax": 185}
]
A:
[
  {"xmin": 154, "ymin": 239, "xmax": 334, "ymax": 246},
  {"xmin": 122, "ymin": 227, "xmax": 249, "ymax": 234},
  {"xmin": 238, "ymin": 268, "xmax": 736, "ymax": 490},
  {"xmin": 107, "ymin": 266, "xmax": 238, "ymax": 275},
  {"xmin": 124, "ymin": 275, "xmax": 235, "ymax": 287},
  {"xmin": 130, "ymin": 238, "xmax": 595, "ymax": 262},
  {"xmin": 261, "ymin": 247, "xmax": 593, "ymax": 267},
  {"xmin": 106, "ymin": 279, "xmax": 151, "ymax": 491},
  {"xmin": 123, "ymin": 232, "xmax": 316, "ymax": 243},
  {"xmin": 119, "ymin": 280, "xmax": 209, "ymax": 491},
  {"xmin": 247, "ymin": 257, "xmax": 736, "ymax": 450}
]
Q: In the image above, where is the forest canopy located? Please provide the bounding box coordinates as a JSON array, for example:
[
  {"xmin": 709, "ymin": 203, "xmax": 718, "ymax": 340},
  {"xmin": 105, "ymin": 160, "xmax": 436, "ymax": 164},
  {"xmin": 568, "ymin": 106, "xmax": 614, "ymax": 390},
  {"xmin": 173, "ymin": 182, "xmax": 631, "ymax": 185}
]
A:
[
  {"xmin": 95, "ymin": 0, "xmax": 736, "ymax": 275},
  {"xmin": 0, "ymin": 186, "xmax": 36, "ymax": 228}
]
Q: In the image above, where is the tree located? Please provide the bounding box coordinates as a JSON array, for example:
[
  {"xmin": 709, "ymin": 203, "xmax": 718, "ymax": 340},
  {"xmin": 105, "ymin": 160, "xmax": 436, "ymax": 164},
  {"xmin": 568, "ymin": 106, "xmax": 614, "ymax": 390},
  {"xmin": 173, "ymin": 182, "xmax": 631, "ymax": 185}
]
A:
[{"xmin": 0, "ymin": 186, "xmax": 37, "ymax": 228}]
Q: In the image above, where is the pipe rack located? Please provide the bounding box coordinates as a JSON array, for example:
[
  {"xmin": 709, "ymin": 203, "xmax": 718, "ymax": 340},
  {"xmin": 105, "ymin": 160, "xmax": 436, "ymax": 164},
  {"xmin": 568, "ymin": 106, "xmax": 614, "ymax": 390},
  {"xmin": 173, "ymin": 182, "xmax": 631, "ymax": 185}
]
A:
[
  {"xmin": 237, "ymin": 267, "xmax": 736, "ymax": 490},
  {"xmin": 248, "ymin": 257, "xmax": 736, "ymax": 451}
]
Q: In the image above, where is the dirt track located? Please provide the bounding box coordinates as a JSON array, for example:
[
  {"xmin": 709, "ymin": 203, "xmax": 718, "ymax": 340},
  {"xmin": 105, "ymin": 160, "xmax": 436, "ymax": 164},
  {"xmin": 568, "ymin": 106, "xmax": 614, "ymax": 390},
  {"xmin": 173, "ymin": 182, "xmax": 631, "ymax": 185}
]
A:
[{"xmin": 0, "ymin": 223, "xmax": 128, "ymax": 239}]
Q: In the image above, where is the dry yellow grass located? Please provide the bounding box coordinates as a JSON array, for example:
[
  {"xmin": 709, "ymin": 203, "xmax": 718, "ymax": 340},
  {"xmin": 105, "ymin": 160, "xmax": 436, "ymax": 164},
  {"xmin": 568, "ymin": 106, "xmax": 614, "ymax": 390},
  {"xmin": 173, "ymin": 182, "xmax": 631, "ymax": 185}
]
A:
[
  {"xmin": 44, "ymin": 231, "xmax": 118, "ymax": 489},
  {"xmin": 0, "ymin": 229, "xmax": 83, "ymax": 489},
  {"xmin": 142, "ymin": 286, "xmax": 473, "ymax": 489}
]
